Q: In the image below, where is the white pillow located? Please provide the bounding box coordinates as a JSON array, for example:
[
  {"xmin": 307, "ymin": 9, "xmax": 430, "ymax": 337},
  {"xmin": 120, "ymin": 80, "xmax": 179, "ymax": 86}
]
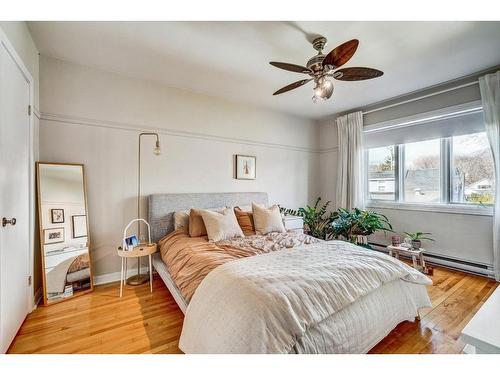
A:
[
  {"xmin": 173, "ymin": 210, "xmax": 190, "ymax": 230},
  {"xmin": 252, "ymin": 203, "xmax": 286, "ymax": 234},
  {"xmin": 200, "ymin": 208, "xmax": 244, "ymax": 242}
]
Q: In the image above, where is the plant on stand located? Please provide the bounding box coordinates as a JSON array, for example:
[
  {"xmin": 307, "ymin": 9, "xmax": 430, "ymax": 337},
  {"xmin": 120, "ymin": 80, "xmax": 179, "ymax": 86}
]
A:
[
  {"xmin": 330, "ymin": 208, "xmax": 393, "ymax": 248},
  {"xmin": 280, "ymin": 197, "xmax": 338, "ymax": 239},
  {"xmin": 403, "ymin": 232, "xmax": 434, "ymax": 249}
]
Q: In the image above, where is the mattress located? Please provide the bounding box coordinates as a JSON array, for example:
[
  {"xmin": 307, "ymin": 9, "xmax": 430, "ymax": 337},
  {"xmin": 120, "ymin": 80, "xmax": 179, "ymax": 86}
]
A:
[
  {"xmin": 290, "ymin": 279, "xmax": 429, "ymax": 353},
  {"xmin": 179, "ymin": 240, "xmax": 431, "ymax": 353},
  {"xmin": 154, "ymin": 252, "xmax": 430, "ymax": 353},
  {"xmin": 153, "ymin": 250, "xmax": 429, "ymax": 353},
  {"xmin": 154, "ymin": 234, "xmax": 431, "ymax": 353}
]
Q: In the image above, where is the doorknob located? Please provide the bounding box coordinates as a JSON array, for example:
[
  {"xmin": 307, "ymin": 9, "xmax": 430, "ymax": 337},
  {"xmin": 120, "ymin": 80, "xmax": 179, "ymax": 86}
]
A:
[{"xmin": 2, "ymin": 217, "xmax": 16, "ymax": 227}]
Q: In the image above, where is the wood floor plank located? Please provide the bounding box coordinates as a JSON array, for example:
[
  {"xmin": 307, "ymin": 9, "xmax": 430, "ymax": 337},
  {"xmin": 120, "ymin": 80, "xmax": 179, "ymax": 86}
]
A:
[{"xmin": 7, "ymin": 267, "xmax": 498, "ymax": 354}]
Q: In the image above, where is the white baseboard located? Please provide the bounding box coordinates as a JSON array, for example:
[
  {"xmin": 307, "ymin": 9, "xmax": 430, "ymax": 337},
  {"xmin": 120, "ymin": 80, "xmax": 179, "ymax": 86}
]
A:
[
  {"xmin": 33, "ymin": 287, "xmax": 43, "ymax": 310},
  {"xmin": 93, "ymin": 266, "xmax": 153, "ymax": 286},
  {"xmin": 371, "ymin": 243, "xmax": 494, "ymax": 278}
]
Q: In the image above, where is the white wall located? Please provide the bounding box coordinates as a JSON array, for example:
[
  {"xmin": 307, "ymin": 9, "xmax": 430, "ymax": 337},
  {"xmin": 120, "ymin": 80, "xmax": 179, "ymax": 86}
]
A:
[
  {"xmin": 369, "ymin": 208, "xmax": 493, "ymax": 266},
  {"xmin": 39, "ymin": 56, "xmax": 321, "ymax": 278},
  {"xmin": 317, "ymin": 71, "xmax": 496, "ymax": 267}
]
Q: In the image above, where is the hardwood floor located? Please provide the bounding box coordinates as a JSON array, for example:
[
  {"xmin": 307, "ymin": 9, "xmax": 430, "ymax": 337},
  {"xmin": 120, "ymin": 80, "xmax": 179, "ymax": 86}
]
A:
[
  {"xmin": 8, "ymin": 266, "xmax": 498, "ymax": 354},
  {"xmin": 8, "ymin": 278, "xmax": 184, "ymax": 354}
]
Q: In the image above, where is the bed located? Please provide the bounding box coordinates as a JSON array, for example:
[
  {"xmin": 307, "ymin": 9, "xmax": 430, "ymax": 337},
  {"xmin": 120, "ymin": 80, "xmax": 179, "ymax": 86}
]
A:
[
  {"xmin": 46, "ymin": 253, "xmax": 91, "ymax": 299},
  {"xmin": 148, "ymin": 192, "xmax": 432, "ymax": 354}
]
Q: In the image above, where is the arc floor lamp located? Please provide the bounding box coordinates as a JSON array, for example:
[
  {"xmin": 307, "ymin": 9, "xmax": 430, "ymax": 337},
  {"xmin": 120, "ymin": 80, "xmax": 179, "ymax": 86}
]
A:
[{"xmin": 127, "ymin": 132, "xmax": 161, "ymax": 286}]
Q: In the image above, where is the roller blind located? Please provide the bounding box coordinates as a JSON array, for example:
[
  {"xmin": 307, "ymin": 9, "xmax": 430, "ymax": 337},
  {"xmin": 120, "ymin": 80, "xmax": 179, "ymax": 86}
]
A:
[{"xmin": 363, "ymin": 101, "xmax": 485, "ymax": 148}]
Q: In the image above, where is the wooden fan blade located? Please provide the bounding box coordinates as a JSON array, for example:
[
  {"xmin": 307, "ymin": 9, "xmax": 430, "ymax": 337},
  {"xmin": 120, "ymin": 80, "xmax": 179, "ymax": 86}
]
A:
[
  {"xmin": 270, "ymin": 61, "xmax": 312, "ymax": 74},
  {"xmin": 273, "ymin": 79, "xmax": 312, "ymax": 95},
  {"xmin": 334, "ymin": 67, "xmax": 384, "ymax": 81},
  {"xmin": 322, "ymin": 39, "xmax": 359, "ymax": 69}
]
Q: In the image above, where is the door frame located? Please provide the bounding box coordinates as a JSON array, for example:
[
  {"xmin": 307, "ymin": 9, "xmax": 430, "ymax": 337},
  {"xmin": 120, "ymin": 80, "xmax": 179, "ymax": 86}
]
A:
[{"xmin": 0, "ymin": 27, "xmax": 35, "ymax": 312}]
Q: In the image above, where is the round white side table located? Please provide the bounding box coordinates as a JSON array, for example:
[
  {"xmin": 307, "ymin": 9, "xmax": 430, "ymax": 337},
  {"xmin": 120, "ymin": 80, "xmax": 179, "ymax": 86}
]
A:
[{"xmin": 117, "ymin": 243, "xmax": 157, "ymax": 297}]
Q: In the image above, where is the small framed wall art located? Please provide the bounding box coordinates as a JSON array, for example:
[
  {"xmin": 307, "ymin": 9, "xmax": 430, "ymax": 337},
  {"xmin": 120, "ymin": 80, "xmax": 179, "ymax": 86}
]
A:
[
  {"xmin": 51, "ymin": 208, "xmax": 65, "ymax": 223},
  {"xmin": 72, "ymin": 215, "xmax": 88, "ymax": 238},
  {"xmin": 235, "ymin": 155, "xmax": 256, "ymax": 180},
  {"xmin": 43, "ymin": 227, "xmax": 65, "ymax": 245}
]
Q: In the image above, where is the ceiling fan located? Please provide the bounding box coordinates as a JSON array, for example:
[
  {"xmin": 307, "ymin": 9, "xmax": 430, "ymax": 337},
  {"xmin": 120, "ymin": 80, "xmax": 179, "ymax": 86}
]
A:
[{"xmin": 270, "ymin": 37, "xmax": 383, "ymax": 103}]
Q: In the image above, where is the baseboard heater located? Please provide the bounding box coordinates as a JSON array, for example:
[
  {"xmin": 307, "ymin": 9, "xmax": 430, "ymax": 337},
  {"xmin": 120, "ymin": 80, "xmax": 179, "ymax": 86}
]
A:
[{"xmin": 369, "ymin": 242, "xmax": 494, "ymax": 278}]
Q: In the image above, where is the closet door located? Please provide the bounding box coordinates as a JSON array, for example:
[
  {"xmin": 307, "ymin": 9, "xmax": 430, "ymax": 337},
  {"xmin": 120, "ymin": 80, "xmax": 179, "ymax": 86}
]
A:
[{"xmin": 0, "ymin": 39, "xmax": 31, "ymax": 353}]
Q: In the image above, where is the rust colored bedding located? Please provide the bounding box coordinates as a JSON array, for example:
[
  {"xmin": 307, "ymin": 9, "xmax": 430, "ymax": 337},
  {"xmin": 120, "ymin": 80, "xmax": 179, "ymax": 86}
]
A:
[
  {"xmin": 158, "ymin": 229, "xmax": 318, "ymax": 302},
  {"xmin": 68, "ymin": 253, "xmax": 90, "ymax": 273}
]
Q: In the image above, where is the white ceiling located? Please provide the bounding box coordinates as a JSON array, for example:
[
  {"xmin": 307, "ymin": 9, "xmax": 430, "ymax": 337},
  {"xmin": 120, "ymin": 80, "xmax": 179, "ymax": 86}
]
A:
[{"xmin": 28, "ymin": 21, "xmax": 500, "ymax": 120}]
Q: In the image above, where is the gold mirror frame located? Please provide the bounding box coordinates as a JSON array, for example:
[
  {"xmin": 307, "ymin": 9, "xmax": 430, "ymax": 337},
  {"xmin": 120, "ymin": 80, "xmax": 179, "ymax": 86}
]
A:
[{"xmin": 36, "ymin": 162, "xmax": 94, "ymax": 305}]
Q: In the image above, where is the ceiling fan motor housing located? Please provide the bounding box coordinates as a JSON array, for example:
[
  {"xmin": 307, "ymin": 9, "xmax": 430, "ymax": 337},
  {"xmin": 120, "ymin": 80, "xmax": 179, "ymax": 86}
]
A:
[
  {"xmin": 308, "ymin": 36, "xmax": 328, "ymax": 74},
  {"xmin": 312, "ymin": 36, "xmax": 327, "ymax": 52},
  {"xmin": 306, "ymin": 54, "xmax": 326, "ymax": 73}
]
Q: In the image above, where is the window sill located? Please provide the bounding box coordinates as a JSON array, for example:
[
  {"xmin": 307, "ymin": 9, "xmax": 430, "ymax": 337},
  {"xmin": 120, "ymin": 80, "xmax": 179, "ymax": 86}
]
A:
[{"xmin": 366, "ymin": 201, "xmax": 494, "ymax": 216}]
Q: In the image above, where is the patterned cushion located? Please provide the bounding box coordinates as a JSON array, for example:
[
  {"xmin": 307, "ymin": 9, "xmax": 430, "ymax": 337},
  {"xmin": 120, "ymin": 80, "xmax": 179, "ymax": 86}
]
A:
[{"xmin": 234, "ymin": 207, "xmax": 255, "ymax": 236}]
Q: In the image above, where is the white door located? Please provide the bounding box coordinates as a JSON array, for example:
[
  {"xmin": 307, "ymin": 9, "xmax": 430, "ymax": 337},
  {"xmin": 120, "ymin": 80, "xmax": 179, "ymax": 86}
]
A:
[{"xmin": 0, "ymin": 40, "xmax": 31, "ymax": 353}]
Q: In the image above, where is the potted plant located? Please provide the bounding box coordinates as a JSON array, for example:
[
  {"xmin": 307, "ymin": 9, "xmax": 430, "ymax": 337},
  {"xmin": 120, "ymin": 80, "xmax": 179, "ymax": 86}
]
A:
[
  {"xmin": 330, "ymin": 208, "xmax": 393, "ymax": 248},
  {"xmin": 403, "ymin": 232, "xmax": 434, "ymax": 249},
  {"xmin": 280, "ymin": 197, "xmax": 338, "ymax": 240}
]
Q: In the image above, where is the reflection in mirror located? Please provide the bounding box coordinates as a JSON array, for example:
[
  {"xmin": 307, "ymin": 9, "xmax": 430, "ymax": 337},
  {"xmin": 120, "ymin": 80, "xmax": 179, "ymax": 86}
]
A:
[{"xmin": 37, "ymin": 163, "xmax": 93, "ymax": 304}]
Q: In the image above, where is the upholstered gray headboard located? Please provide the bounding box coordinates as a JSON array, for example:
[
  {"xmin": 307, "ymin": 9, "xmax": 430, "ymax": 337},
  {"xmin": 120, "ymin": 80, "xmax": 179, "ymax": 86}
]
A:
[{"xmin": 148, "ymin": 192, "xmax": 269, "ymax": 242}]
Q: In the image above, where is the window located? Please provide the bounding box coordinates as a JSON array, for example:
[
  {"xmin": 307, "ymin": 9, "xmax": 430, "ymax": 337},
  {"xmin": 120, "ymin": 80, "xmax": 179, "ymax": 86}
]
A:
[
  {"xmin": 404, "ymin": 139, "xmax": 441, "ymax": 203},
  {"xmin": 368, "ymin": 146, "xmax": 396, "ymax": 201},
  {"xmin": 364, "ymin": 102, "xmax": 495, "ymax": 211},
  {"xmin": 451, "ymin": 132, "xmax": 495, "ymax": 205},
  {"xmin": 365, "ymin": 132, "xmax": 495, "ymax": 208}
]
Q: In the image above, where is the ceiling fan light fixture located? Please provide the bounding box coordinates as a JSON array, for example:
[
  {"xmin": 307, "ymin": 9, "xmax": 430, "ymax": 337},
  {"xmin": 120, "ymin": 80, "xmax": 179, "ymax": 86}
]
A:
[
  {"xmin": 312, "ymin": 78, "xmax": 333, "ymax": 103},
  {"xmin": 270, "ymin": 37, "xmax": 382, "ymax": 102}
]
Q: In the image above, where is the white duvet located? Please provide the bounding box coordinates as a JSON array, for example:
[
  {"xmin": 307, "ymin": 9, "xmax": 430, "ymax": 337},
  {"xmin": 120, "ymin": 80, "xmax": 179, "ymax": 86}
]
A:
[{"xmin": 179, "ymin": 240, "xmax": 432, "ymax": 354}]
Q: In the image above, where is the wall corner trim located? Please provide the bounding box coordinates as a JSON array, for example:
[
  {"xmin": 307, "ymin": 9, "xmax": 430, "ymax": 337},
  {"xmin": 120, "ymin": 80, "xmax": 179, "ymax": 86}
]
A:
[{"xmin": 40, "ymin": 111, "xmax": 326, "ymax": 154}]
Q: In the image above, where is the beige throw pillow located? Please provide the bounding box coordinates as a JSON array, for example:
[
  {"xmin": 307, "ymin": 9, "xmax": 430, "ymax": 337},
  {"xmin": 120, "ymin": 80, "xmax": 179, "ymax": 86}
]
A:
[
  {"xmin": 189, "ymin": 207, "xmax": 226, "ymax": 237},
  {"xmin": 252, "ymin": 203, "xmax": 286, "ymax": 234},
  {"xmin": 200, "ymin": 208, "xmax": 244, "ymax": 242}
]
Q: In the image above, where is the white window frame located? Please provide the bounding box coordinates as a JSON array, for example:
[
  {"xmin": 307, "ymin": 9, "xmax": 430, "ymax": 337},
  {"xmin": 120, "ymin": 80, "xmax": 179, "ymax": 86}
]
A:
[{"xmin": 364, "ymin": 105, "xmax": 494, "ymax": 217}]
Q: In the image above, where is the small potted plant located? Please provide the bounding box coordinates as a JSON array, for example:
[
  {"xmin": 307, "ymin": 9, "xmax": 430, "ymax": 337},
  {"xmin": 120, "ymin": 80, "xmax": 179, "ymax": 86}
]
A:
[{"xmin": 403, "ymin": 232, "xmax": 434, "ymax": 249}]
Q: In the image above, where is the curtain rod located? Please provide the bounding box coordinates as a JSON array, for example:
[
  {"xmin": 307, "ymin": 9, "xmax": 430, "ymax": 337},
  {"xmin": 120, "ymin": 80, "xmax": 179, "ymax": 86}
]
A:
[{"xmin": 362, "ymin": 80, "xmax": 479, "ymax": 116}]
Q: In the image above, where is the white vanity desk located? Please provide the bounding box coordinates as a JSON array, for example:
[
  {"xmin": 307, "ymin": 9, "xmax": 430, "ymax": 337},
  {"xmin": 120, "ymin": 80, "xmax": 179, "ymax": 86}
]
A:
[
  {"xmin": 283, "ymin": 215, "xmax": 304, "ymax": 234},
  {"xmin": 461, "ymin": 286, "xmax": 500, "ymax": 354}
]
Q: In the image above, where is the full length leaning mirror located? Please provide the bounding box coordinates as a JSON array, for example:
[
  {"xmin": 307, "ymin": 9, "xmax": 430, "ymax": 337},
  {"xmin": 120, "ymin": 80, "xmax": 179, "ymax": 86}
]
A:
[{"xmin": 36, "ymin": 162, "xmax": 93, "ymax": 305}]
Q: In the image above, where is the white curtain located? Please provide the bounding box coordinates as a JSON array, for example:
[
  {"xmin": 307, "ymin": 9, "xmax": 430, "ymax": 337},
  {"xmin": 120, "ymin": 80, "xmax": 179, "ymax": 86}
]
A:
[
  {"xmin": 479, "ymin": 71, "xmax": 500, "ymax": 281},
  {"xmin": 336, "ymin": 111, "xmax": 364, "ymax": 210}
]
